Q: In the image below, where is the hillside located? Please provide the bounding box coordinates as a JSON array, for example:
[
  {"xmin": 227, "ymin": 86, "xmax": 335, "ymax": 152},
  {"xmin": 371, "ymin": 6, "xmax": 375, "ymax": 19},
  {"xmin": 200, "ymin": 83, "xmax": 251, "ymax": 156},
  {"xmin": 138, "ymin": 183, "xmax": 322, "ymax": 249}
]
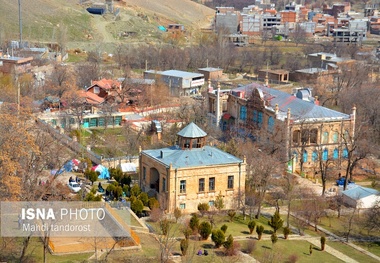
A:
[{"xmin": 0, "ymin": 0, "xmax": 214, "ymax": 50}]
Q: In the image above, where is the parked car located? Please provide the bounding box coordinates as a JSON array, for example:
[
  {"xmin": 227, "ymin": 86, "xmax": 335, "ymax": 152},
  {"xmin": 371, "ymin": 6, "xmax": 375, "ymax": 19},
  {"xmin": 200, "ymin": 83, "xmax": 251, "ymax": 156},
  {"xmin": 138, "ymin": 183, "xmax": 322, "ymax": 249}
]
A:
[
  {"xmin": 336, "ymin": 176, "xmax": 355, "ymax": 186},
  {"xmin": 68, "ymin": 182, "xmax": 82, "ymax": 193}
]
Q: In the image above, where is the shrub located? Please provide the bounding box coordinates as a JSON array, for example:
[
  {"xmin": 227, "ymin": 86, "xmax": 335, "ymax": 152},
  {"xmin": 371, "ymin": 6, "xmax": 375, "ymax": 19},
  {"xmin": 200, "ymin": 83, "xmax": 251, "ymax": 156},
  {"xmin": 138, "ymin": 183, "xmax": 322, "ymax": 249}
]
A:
[
  {"xmin": 245, "ymin": 240, "xmax": 257, "ymax": 254},
  {"xmin": 138, "ymin": 192, "xmax": 149, "ymax": 206},
  {"xmin": 131, "ymin": 199, "xmax": 144, "ymax": 215},
  {"xmin": 198, "ymin": 203, "xmax": 210, "ymax": 217},
  {"xmin": 130, "ymin": 184, "xmax": 141, "ymax": 197},
  {"xmin": 199, "ymin": 221, "xmax": 212, "ymax": 240},
  {"xmin": 221, "ymin": 224, "xmax": 228, "ymax": 234},
  {"xmin": 248, "ymin": 220, "xmax": 256, "ymax": 234},
  {"xmin": 180, "ymin": 239, "xmax": 189, "ymax": 256},
  {"xmin": 320, "ymin": 236, "xmax": 326, "ymax": 251},
  {"xmin": 288, "ymin": 254, "xmax": 299, "ymax": 263},
  {"xmin": 215, "ymin": 194, "xmax": 224, "ymax": 212},
  {"xmin": 174, "ymin": 207, "xmax": 182, "ymax": 223},
  {"xmin": 227, "ymin": 210, "xmax": 236, "ymax": 222},
  {"xmin": 283, "ymin": 226, "xmax": 290, "ymax": 239},
  {"xmin": 256, "ymin": 225, "xmax": 264, "ymax": 240},
  {"xmin": 268, "ymin": 211, "xmax": 283, "ymax": 233},
  {"xmin": 223, "ymin": 234, "xmax": 234, "ymax": 249},
  {"xmin": 148, "ymin": 197, "xmax": 160, "ymax": 209},
  {"xmin": 211, "ymin": 229, "xmax": 225, "ymax": 248},
  {"xmin": 160, "ymin": 218, "xmax": 170, "ymax": 235},
  {"xmin": 271, "ymin": 233, "xmax": 278, "ymax": 246},
  {"xmin": 189, "ymin": 214, "xmax": 200, "ymax": 233},
  {"xmin": 224, "ymin": 235, "xmax": 239, "ymax": 256},
  {"xmin": 182, "ymin": 227, "xmax": 192, "ymax": 240},
  {"xmin": 86, "ymin": 170, "xmax": 98, "ymax": 185}
]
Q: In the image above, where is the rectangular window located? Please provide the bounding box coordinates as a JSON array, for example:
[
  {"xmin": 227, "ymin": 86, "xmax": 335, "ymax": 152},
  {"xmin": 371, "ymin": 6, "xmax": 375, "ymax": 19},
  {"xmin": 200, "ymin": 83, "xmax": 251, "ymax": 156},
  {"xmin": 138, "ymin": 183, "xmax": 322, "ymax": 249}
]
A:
[
  {"xmin": 199, "ymin": 178, "xmax": 205, "ymax": 192},
  {"xmin": 209, "ymin": 200, "xmax": 214, "ymax": 207},
  {"xmin": 239, "ymin": 105, "xmax": 247, "ymax": 121},
  {"xmin": 253, "ymin": 110, "xmax": 258, "ymax": 123},
  {"xmin": 227, "ymin": 176, "xmax": 234, "ymax": 189},
  {"xmin": 162, "ymin": 177, "xmax": 166, "ymax": 192},
  {"xmin": 180, "ymin": 180, "xmax": 186, "ymax": 193},
  {"xmin": 143, "ymin": 167, "xmax": 146, "ymax": 181},
  {"xmin": 258, "ymin": 112, "xmax": 263, "ymax": 127},
  {"xmin": 268, "ymin": 116, "xmax": 275, "ymax": 133},
  {"xmin": 209, "ymin": 177, "xmax": 215, "ymax": 191},
  {"xmin": 179, "ymin": 203, "xmax": 186, "ymax": 209}
]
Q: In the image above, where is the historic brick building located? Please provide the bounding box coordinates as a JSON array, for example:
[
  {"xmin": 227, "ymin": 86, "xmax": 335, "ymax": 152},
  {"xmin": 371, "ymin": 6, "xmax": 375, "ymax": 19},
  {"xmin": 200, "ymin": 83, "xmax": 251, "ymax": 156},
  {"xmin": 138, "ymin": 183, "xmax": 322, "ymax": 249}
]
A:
[
  {"xmin": 208, "ymin": 83, "xmax": 356, "ymax": 175},
  {"xmin": 139, "ymin": 122, "xmax": 246, "ymax": 213}
]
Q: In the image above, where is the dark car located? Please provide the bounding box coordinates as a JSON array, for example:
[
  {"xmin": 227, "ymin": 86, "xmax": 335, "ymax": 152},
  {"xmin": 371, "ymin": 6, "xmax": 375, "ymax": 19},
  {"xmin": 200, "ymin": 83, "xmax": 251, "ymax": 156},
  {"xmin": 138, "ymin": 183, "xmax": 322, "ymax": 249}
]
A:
[{"xmin": 336, "ymin": 176, "xmax": 355, "ymax": 186}]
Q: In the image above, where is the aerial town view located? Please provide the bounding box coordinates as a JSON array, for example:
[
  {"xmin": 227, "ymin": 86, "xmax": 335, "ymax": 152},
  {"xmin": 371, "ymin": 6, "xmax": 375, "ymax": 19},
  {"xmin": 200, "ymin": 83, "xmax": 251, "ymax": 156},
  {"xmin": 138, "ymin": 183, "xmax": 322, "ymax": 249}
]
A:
[{"xmin": 0, "ymin": 0, "xmax": 380, "ymax": 262}]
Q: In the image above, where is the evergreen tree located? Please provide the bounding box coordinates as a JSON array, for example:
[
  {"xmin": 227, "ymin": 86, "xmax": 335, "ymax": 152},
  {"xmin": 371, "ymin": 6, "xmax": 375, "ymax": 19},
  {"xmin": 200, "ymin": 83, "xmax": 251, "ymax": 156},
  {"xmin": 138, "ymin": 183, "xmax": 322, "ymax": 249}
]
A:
[{"xmin": 268, "ymin": 210, "xmax": 283, "ymax": 233}]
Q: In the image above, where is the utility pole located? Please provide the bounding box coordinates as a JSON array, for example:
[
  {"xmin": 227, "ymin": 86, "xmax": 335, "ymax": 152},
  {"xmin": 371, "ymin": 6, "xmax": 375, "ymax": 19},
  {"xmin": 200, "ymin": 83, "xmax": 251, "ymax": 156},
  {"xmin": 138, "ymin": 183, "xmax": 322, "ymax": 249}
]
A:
[{"xmin": 19, "ymin": 0, "xmax": 22, "ymax": 47}]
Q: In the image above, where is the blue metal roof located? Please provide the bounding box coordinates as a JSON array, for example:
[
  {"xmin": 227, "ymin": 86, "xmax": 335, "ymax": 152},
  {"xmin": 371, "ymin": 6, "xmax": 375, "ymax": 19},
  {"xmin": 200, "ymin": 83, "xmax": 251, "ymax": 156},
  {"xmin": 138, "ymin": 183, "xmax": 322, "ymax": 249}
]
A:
[
  {"xmin": 142, "ymin": 145, "xmax": 242, "ymax": 169},
  {"xmin": 343, "ymin": 186, "xmax": 379, "ymax": 200},
  {"xmin": 232, "ymin": 84, "xmax": 350, "ymax": 121},
  {"xmin": 177, "ymin": 122, "xmax": 207, "ymax": 138}
]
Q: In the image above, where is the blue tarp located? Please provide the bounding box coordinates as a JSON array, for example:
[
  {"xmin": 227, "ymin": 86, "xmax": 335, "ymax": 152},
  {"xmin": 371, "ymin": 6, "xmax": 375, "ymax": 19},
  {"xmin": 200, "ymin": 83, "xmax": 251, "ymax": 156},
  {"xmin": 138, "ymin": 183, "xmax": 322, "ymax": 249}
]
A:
[
  {"xmin": 158, "ymin": 26, "xmax": 167, "ymax": 32},
  {"xmin": 92, "ymin": 165, "xmax": 110, "ymax": 179}
]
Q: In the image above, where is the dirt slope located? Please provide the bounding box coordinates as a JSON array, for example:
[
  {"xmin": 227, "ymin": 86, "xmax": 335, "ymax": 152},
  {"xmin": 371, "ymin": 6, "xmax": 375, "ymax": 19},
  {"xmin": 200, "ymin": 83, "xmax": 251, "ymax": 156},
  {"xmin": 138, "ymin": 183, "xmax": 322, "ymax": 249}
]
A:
[{"xmin": 0, "ymin": 0, "xmax": 214, "ymax": 50}]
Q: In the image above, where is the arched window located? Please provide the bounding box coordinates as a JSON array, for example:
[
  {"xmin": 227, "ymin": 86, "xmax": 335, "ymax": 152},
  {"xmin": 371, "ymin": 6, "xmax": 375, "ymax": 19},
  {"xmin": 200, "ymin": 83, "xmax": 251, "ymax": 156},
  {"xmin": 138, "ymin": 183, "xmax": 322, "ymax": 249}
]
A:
[
  {"xmin": 333, "ymin": 148, "xmax": 339, "ymax": 159},
  {"xmin": 322, "ymin": 148, "xmax": 328, "ymax": 161},
  {"xmin": 312, "ymin": 150, "xmax": 318, "ymax": 162},
  {"xmin": 268, "ymin": 116, "xmax": 275, "ymax": 132},
  {"xmin": 310, "ymin": 129, "xmax": 318, "ymax": 144},
  {"xmin": 322, "ymin": 131, "xmax": 329, "ymax": 144},
  {"xmin": 303, "ymin": 150, "xmax": 308, "ymax": 163},
  {"xmin": 343, "ymin": 148, "xmax": 348, "ymax": 158},
  {"xmin": 332, "ymin": 132, "xmax": 339, "ymax": 143},
  {"xmin": 293, "ymin": 130, "xmax": 300, "ymax": 144},
  {"xmin": 240, "ymin": 106, "xmax": 247, "ymax": 121}
]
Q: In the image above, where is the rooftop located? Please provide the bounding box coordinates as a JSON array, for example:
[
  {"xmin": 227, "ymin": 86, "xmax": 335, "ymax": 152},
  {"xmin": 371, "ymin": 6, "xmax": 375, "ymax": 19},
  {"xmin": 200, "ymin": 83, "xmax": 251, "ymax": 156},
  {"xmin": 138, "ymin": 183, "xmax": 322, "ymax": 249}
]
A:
[
  {"xmin": 232, "ymin": 83, "xmax": 351, "ymax": 121},
  {"xmin": 142, "ymin": 145, "xmax": 242, "ymax": 169},
  {"xmin": 343, "ymin": 186, "xmax": 379, "ymax": 200},
  {"xmin": 177, "ymin": 122, "xmax": 207, "ymax": 138}
]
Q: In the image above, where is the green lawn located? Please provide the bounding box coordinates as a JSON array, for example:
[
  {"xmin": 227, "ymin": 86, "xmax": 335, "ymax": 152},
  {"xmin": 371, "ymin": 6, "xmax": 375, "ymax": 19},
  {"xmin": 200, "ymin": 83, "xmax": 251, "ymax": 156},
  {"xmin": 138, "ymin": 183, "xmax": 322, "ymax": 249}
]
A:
[
  {"xmin": 240, "ymin": 239, "xmax": 344, "ymax": 263},
  {"xmin": 353, "ymin": 241, "xmax": 380, "ymax": 258},
  {"xmin": 0, "ymin": 237, "xmax": 92, "ymax": 263},
  {"xmin": 328, "ymin": 241, "xmax": 380, "ymax": 263}
]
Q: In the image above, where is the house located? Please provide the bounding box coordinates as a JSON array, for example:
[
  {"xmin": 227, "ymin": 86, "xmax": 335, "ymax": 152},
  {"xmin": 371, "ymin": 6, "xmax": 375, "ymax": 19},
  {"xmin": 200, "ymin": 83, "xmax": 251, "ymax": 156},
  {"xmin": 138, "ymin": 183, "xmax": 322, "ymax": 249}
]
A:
[
  {"xmin": 198, "ymin": 67, "xmax": 223, "ymax": 81},
  {"xmin": 144, "ymin": 70, "xmax": 204, "ymax": 97},
  {"xmin": 86, "ymin": 78, "xmax": 122, "ymax": 100},
  {"xmin": 0, "ymin": 53, "xmax": 33, "ymax": 74},
  {"xmin": 139, "ymin": 122, "xmax": 246, "ymax": 213},
  {"xmin": 208, "ymin": 83, "xmax": 356, "ymax": 175},
  {"xmin": 258, "ymin": 69, "xmax": 289, "ymax": 83},
  {"xmin": 342, "ymin": 186, "xmax": 380, "ymax": 209}
]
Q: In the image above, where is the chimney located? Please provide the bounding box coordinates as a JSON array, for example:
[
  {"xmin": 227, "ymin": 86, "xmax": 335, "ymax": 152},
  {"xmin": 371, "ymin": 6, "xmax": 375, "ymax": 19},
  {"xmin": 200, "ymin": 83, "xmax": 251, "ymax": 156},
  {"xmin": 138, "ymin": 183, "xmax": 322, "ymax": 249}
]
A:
[{"xmin": 160, "ymin": 150, "xmax": 164, "ymax": 158}]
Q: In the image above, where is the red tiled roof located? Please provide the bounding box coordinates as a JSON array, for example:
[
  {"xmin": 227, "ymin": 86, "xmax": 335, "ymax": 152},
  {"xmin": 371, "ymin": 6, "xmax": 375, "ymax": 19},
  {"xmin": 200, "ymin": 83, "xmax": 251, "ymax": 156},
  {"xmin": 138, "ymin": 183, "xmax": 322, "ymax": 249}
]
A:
[
  {"xmin": 89, "ymin": 78, "xmax": 121, "ymax": 90},
  {"xmin": 78, "ymin": 90, "xmax": 105, "ymax": 105}
]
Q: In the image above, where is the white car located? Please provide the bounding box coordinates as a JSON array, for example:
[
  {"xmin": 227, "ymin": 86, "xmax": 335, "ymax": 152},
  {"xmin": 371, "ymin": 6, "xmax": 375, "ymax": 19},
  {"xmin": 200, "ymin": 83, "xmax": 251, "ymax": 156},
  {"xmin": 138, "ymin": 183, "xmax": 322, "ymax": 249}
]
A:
[{"xmin": 68, "ymin": 182, "xmax": 82, "ymax": 193}]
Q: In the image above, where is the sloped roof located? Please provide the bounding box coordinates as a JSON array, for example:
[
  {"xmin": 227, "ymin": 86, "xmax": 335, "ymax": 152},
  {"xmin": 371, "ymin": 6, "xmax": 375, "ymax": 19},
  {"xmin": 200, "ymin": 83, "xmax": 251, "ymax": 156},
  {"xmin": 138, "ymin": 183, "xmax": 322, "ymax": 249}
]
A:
[
  {"xmin": 177, "ymin": 122, "xmax": 207, "ymax": 138},
  {"xmin": 343, "ymin": 186, "xmax": 379, "ymax": 200},
  {"xmin": 142, "ymin": 145, "xmax": 242, "ymax": 169},
  {"xmin": 89, "ymin": 78, "xmax": 121, "ymax": 90},
  {"xmin": 78, "ymin": 90, "xmax": 105, "ymax": 105},
  {"xmin": 232, "ymin": 83, "xmax": 350, "ymax": 122}
]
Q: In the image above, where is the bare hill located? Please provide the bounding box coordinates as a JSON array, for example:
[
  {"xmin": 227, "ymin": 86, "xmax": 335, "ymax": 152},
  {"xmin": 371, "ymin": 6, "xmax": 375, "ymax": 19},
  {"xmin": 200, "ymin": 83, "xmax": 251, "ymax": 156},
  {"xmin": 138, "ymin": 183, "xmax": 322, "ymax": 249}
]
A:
[{"xmin": 0, "ymin": 0, "xmax": 214, "ymax": 49}]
